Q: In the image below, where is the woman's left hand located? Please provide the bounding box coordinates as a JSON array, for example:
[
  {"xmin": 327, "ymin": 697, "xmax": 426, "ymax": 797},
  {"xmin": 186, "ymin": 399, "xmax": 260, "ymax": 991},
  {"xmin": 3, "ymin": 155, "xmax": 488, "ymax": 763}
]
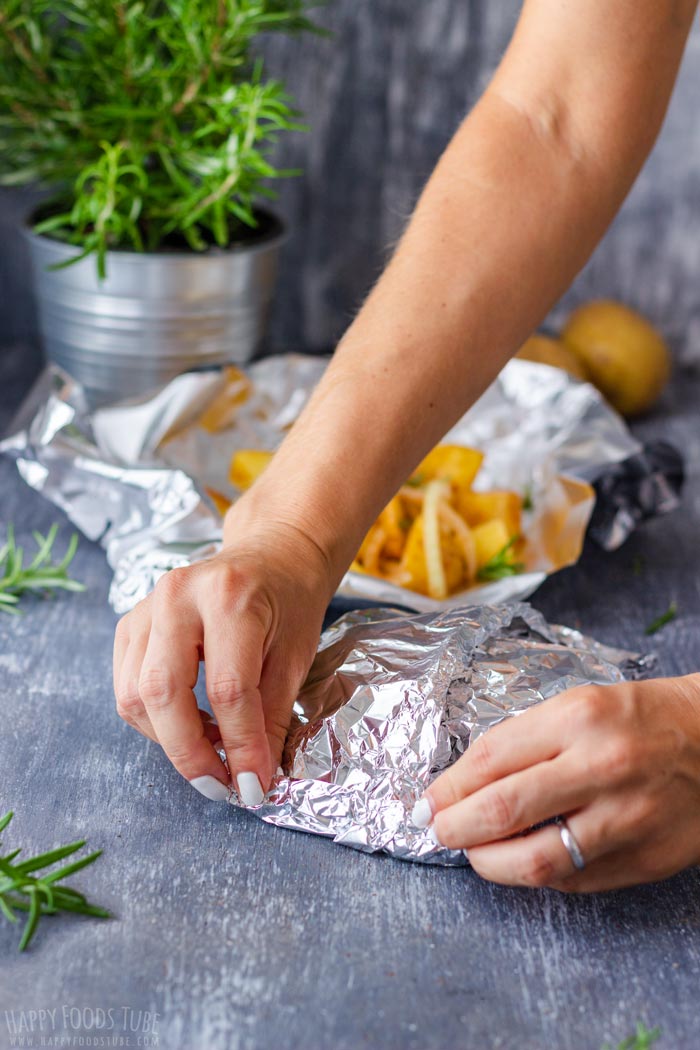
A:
[{"xmin": 415, "ymin": 674, "xmax": 700, "ymax": 892}]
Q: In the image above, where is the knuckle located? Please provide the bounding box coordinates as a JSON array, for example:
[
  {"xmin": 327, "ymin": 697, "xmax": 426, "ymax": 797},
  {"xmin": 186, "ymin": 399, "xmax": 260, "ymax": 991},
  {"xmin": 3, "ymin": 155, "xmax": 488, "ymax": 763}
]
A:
[
  {"xmin": 114, "ymin": 615, "xmax": 131, "ymax": 643},
  {"xmin": 154, "ymin": 566, "xmax": 191, "ymax": 602},
  {"xmin": 165, "ymin": 740, "xmax": 206, "ymax": 773},
  {"xmin": 568, "ymin": 688, "xmax": 608, "ymax": 731},
  {"xmin": 519, "ymin": 846, "xmax": 557, "ymax": 887},
  {"xmin": 207, "ymin": 672, "xmax": 256, "ymax": 710},
  {"xmin": 471, "ymin": 734, "xmax": 495, "ymax": 780},
  {"xmin": 115, "ymin": 684, "xmax": 144, "ymax": 722},
  {"xmin": 596, "ymin": 736, "xmax": 638, "ymax": 783},
  {"xmin": 482, "ymin": 787, "xmax": 516, "ymax": 837},
  {"xmin": 627, "ymin": 795, "xmax": 660, "ymax": 836},
  {"xmin": 138, "ymin": 666, "xmax": 177, "ymax": 709}
]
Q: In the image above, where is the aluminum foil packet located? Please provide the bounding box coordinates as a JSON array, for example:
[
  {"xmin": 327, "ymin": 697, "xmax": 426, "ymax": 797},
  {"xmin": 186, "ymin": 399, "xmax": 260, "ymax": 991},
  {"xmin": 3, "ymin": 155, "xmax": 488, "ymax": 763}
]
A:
[
  {"xmin": 1, "ymin": 355, "xmax": 666, "ymax": 615},
  {"xmin": 237, "ymin": 602, "xmax": 652, "ymax": 865}
]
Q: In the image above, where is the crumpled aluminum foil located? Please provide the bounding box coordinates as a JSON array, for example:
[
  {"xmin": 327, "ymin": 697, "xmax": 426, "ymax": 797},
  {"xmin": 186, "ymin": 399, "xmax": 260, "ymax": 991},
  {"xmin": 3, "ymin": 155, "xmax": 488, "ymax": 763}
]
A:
[
  {"xmin": 237, "ymin": 602, "xmax": 652, "ymax": 865},
  {"xmin": 1, "ymin": 356, "xmax": 645, "ymax": 614}
]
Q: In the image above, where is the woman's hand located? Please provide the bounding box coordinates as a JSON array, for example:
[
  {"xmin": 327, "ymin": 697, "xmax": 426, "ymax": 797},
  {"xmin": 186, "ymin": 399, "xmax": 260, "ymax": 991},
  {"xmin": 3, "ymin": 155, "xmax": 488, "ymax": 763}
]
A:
[
  {"xmin": 413, "ymin": 674, "xmax": 700, "ymax": 891},
  {"xmin": 113, "ymin": 515, "xmax": 334, "ymax": 804}
]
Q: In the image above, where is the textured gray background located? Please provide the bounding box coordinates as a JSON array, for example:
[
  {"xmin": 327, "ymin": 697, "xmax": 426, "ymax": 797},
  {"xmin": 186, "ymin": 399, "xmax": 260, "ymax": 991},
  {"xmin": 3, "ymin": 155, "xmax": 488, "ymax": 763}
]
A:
[{"xmin": 1, "ymin": 1, "xmax": 700, "ymax": 367}]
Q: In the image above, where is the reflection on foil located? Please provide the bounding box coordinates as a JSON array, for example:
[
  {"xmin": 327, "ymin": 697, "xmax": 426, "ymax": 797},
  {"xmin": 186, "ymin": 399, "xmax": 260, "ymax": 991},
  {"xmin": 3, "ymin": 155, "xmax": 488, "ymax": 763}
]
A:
[
  {"xmin": 2, "ymin": 357, "xmax": 646, "ymax": 613},
  {"xmin": 236, "ymin": 602, "xmax": 652, "ymax": 865}
]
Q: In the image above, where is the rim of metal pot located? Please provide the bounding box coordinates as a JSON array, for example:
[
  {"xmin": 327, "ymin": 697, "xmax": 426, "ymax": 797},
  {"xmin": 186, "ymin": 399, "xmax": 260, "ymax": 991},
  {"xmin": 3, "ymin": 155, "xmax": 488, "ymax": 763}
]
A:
[{"xmin": 23, "ymin": 206, "xmax": 287, "ymax": 262}]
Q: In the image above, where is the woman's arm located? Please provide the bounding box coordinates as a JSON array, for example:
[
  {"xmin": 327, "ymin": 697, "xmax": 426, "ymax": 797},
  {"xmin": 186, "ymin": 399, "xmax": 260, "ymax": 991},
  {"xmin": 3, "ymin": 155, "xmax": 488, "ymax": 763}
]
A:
[
  {"xmin": 114, "ymin": 0, "xmax": 698, "ymax": 805},
  {"xmin": 231, "ymin": 0, "xmax": 697, "ymax": 575}
]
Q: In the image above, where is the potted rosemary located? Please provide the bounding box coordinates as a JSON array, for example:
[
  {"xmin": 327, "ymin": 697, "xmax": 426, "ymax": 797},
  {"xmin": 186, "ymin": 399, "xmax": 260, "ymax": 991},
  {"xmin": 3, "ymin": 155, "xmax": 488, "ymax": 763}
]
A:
[{"xmin": 0, "ymin": 1, "xmax": 320, "ymax": 403}]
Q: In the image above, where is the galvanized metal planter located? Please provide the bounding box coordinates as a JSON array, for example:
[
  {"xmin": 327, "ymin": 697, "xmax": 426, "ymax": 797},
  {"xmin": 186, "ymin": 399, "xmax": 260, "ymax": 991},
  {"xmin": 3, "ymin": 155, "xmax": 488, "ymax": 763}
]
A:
[{"xmin": 25, "ymin": 213, "xmax": 285, "ymax": 405}]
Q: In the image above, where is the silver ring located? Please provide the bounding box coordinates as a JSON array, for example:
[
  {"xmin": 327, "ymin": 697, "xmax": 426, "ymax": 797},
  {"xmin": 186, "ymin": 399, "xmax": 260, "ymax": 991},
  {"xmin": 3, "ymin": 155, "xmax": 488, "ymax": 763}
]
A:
[{"xmin": 557, "ymin": 817, "xmax": 586, "ymax": 872}]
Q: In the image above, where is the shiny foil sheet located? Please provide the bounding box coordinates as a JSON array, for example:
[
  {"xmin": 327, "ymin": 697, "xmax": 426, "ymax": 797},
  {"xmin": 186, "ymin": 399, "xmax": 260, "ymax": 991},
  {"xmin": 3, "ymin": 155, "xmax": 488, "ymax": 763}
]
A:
[
  {"xmin": 238, "ymin": 602, "xmax": 651, "ymax": 865},
  {"xmin": 1, "ymin": 356, "xmax": 650, "ymax": 614}
]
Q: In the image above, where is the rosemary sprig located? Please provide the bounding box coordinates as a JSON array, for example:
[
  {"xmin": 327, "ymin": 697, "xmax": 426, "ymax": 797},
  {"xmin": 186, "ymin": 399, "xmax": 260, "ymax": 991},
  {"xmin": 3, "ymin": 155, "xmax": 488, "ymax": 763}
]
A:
[
  {"xmin": 602, "ymin": 1021, "xmax": 660, "ymax": 1050},
  {"xmin": 645, "ymin": 601, "xmax": 677, "ymax": 636},
  {"xmin": 0, "ymin": 811, "xmax": 109, "ymax": 951},
  {"xmin": 477, "ymin": 537, "xmax": 525, "ymax": 582},
  {"xmin": 0, "ymin": 524, "xmax": 85, "ymax": 614}
]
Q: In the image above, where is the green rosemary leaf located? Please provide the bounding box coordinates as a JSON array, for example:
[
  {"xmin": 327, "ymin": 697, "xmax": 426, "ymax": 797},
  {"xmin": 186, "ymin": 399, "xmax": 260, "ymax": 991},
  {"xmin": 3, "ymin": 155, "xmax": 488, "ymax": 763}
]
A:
[
  {"xmin": 602, "ymin": 1021, "xmax": 661, "ymax": 1050},
  {"xmin": 18, "ymin": 889, "xmax": 42, "ymax": 951},
  {"xmin": 645, "ymin": 601, "xmax": 677, "ymax": 636},
  {"xmin": 0, "ymin": 811, "xmax": 108, "ymax": 950},
  {"xmin": 477, "ymin": 537, "xmax": 525, "ymax": 582},
  {"xmin": 0, "ymin": 524, "xmax": 85, "ymax": 613},
  {"xmin": 44, "ymin": 849, "xmax": 104, "ymax": 884},
  {"xmin": 14, "ymin": 840, "xmax": 86, "ymax": 876}
]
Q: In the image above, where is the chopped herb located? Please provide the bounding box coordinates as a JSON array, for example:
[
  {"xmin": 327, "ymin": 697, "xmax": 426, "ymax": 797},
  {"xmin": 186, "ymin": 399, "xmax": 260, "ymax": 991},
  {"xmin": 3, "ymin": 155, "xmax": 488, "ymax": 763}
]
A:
[
  {"xmin": 0, "ymin": 811, "xmax": 109, "ymax": 951},
  {"xmin": 602, "ymin": 1021, "xmax": 660, "ymax": 1050},
  {"xmin": 522, "ymin": 485, "xmax": 534, "ymax": 512},
  {"xmin": 645, "ymin": 602, "xmax": 677, "ymax": 636},
  {"xmin": 399, "ymin": 517, "xmax": 412, "ymax": 531},
  {"xmin": 477, "ymin": 537, "xmax": 525, "ymax": 582},
  {"xmin": 0, "ymin": 524, "xmax": 84, "ymax": 615},
  {"xmin": 405, "ymin": 474, "xmax": 425, "ymax": 488}
]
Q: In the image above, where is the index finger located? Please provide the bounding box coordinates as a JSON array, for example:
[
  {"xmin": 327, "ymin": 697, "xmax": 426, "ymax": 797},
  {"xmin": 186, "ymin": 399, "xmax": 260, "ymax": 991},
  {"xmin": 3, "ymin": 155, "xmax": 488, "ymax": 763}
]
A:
[
  {"xmin": 411, "ymin": 699, "xmax": 567, "ymax": 828},
  {"xmin": 202, "ymin": 599, "xmax": 272, "ymax": 808}
]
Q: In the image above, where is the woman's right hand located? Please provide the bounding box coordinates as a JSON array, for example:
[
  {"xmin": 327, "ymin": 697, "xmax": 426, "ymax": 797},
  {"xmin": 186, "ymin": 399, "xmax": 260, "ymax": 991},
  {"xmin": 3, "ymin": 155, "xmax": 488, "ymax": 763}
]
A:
[{"xmin": 112, "ymin": 516, "xmax": 335, "ymax": 804}]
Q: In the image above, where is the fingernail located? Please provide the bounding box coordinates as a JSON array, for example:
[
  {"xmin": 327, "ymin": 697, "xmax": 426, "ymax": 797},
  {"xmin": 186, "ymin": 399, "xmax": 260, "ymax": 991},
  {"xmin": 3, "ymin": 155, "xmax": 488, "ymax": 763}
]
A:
[
  {"xmin": 189, "ymin": 775, "xmax": 230, "ymax": 802},
  {"xmin": 237, "ymin": 772, "xmax": 265, "ymax": 807},
  {"xmin": 411, "ymin": 796, "xmax": 434, "ymax": 829},
  {"xmin": 429, "ymin": 824, "xmax": 442, "ymax": 847},
  {"xmin": 275, "ymin": 766, "xmax": 284, "ymax": 777}
]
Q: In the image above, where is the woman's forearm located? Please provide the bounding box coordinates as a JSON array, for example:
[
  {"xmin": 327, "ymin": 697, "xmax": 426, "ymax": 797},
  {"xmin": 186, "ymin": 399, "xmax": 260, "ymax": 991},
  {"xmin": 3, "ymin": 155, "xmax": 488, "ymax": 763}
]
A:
[{"xmin": 227, "ymin": 0, "xmax": 696, "ymax": 579}]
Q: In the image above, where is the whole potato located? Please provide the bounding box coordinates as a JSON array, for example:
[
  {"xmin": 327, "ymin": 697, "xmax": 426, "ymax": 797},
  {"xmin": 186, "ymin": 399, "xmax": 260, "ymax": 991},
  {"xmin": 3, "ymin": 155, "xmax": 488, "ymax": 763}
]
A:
[
  {"xmin": 516, "ymin": 333, "xmax": 589, "ymax": 381},
  {"xmin": 561, "ymin": 300, "xmax": 670, "ymax": 416}
]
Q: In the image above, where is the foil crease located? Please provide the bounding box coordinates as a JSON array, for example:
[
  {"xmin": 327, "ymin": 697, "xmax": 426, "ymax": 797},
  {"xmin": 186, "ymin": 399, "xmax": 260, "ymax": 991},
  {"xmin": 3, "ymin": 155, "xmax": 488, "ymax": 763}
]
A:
[
  {"xmin": 239, "ymin": 602, "xmax": 652, "ymax": 864},
  {"xmin": 2, "ymin": 357, "xmax": 642, "ymax": 614}
]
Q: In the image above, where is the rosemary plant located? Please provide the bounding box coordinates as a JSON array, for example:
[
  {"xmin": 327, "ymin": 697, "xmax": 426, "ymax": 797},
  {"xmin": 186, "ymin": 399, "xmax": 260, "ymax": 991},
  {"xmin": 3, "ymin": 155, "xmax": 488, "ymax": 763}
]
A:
[
  {"xmin": 0, "ymin": 1, "xmax": 322, "ymax": 275},
  {"xmin": 0, "ymin": 811, "xmax": 109, "ymax": 951}
]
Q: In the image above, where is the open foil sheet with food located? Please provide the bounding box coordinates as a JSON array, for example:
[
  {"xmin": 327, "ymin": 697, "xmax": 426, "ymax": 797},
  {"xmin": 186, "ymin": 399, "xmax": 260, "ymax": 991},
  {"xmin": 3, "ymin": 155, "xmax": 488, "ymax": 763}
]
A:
[
  {"xmin": 1, "ymin": 355, "xmax": 678, "ymax": 614},
  {"xmin": 226, "ymin": 602, "xmax": 651, "ymax": 865}
]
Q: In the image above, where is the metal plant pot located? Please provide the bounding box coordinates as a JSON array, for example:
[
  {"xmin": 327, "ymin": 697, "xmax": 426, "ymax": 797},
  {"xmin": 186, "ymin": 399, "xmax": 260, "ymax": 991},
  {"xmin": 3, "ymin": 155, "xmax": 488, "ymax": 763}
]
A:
[{"xmin": 24, "ymin": 212, "xmax": 285, "ymax": 404}]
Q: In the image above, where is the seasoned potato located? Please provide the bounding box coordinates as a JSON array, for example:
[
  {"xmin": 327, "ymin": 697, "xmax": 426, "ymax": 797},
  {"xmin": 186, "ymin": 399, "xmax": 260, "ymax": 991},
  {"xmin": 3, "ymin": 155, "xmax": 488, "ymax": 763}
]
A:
[
  {"xmin": 458, "ymin": 490, "xmax": 522, "ymax": 540},
  {"xmin": 229, "ymin": 449, "xmax": 274, "ymax": 490},
  {"xmin": 398, "ymin": 514, "xmax": 429, "ymax": 594},
  {"xmin": 472, "ymin": 518, "xmax": 513, "ymax": 570},
  {"xmin": 229, "ymin": 441, "xmax": 525, "ymax": 598},
  {"xmin": 411, "ymin": 444, "xmax": 484, "ymax": 489}
]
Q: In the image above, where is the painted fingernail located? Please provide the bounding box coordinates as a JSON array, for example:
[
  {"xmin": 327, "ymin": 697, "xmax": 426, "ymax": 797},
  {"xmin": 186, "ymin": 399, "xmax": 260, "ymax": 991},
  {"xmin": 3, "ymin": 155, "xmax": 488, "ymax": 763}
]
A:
[
  {"xmin": 189, "ymin": 775, "xmax": 230, "ymax": 802},
  {"xmin": 411, "ymin": 796, "xmax": 433, "ymax": 829},
  {"xmin": 429, "ymin": 824, "xmax": 442, "ymax": 847},
  {"xmin": 237, "ymin": 772, "xmax": 265, "ymax": 807}
]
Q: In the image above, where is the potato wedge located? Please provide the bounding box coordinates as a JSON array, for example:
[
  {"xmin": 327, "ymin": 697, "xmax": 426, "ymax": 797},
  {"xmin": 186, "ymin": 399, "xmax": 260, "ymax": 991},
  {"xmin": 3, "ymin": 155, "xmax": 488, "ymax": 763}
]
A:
[
  {"xmin": 410, "ymin": 444, "xmax": 484, "ymax": 489},
  {"xmin": 229, "ymin": 449, "xmax": 274, "ymax": 490},
  {"xmin": 458, "ymin": 490, "xmax": 522, "ymax": 540},
  {"xmin": 472, "ymin": 518, "xmax": 514, "ymax": 570}
]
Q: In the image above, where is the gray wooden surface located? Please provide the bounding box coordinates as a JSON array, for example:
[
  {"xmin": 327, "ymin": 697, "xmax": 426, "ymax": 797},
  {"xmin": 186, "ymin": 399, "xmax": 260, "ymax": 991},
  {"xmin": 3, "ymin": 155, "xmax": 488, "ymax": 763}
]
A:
[{"xmin": 1, "ymin": 342, "xmax": 699, "ymax": 1050}]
